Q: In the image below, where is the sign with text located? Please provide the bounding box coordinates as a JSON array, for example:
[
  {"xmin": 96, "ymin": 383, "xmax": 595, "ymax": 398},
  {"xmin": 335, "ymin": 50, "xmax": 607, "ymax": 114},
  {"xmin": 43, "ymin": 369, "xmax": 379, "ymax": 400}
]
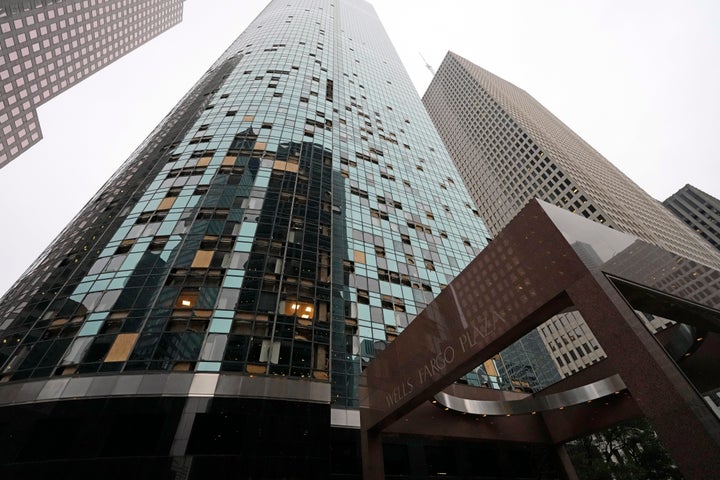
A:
[{"xmin": 361, "ymin": 202, "xmax": 583, "ymax": 431}]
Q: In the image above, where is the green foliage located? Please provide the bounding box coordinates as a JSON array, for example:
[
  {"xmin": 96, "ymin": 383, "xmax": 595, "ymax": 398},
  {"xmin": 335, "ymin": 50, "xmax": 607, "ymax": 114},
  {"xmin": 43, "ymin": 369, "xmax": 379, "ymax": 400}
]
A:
[{"xmin": 566, "ymin": 418, "xmax": 683, "ymax": 480}]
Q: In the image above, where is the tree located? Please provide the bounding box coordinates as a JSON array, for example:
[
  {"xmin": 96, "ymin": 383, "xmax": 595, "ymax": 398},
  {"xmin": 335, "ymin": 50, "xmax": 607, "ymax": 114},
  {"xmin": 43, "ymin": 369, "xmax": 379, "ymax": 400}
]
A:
[{"xmin": 566, "ymin": 418, "xmax": 683, "ymax": 480}]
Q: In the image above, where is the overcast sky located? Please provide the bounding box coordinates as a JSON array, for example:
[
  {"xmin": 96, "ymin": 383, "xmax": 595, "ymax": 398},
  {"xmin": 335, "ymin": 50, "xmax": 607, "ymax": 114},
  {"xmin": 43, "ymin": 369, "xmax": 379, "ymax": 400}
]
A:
[{"xmin": 1, "ymin": 0, "xmax": 719, "ymax": 297}]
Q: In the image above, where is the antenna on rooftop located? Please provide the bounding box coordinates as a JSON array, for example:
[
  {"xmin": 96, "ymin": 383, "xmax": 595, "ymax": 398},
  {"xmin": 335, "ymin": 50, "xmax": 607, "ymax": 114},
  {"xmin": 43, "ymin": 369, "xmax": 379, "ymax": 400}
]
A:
[{"xmin": 420, "ymin": 53, "xmax": 435, "ymax": 76}]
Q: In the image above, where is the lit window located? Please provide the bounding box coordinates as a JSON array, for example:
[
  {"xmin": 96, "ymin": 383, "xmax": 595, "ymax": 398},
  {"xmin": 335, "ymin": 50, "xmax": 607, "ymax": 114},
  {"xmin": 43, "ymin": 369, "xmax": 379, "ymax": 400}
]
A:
[
  {"xmin": 176, "ymin": 290, "xmax": 199, "ymax": 309},
  {"xmin": 282, "ymin": 300, "xmax": 314, "ymax": 319}
]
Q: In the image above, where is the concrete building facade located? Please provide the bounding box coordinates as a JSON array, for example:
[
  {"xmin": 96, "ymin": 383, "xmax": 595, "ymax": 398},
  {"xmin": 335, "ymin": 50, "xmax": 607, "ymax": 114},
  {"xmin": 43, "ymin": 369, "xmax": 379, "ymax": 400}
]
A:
[
  {"xmin": 664, "ymin": 184, "xmax": 720, "ymax": 252},
  {"xmin": 423, "ymin": 52, "xmax": 720, "ymax": 379},
  {"xmin": 0, "ymin": 0, "xmax": 184, "ymax": 168}
]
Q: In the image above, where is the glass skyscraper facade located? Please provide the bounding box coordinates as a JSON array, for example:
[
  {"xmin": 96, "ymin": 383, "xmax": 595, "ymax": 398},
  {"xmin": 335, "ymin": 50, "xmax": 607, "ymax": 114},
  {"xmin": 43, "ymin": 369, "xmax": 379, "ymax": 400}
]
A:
[
  {"xmin": 0, "ymin": 0, "xmax": 491, "ymax": 404},
  {"xmin": 0, "ymin": 2, "xmax": 560, "ymax": 478}
]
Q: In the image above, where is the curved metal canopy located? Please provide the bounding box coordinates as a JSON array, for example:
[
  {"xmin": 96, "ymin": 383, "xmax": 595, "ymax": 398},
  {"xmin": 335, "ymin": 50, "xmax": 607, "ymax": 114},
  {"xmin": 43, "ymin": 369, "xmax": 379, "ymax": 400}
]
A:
[{"xmin": 434, "ymin": 374, "xmax": 627, "ymax": 416}]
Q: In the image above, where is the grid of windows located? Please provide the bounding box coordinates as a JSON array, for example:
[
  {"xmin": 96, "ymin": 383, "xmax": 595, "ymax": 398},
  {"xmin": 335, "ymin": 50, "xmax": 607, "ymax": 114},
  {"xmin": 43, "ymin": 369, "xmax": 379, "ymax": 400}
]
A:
[
  {"xmin": 0, "ymin": 0, "xmax": 184, "ymax": 167},
  {"xmin": 0, "ymin": 1, "xmax": 491, "ymax": 408},
  {"xmin": 424, "ymin": 52, "xmax": 720, "ymax": 381},
  {"xmin": 664, "ymin": 184, "xmax": 720, "ymax": 252},
  {"xmin": 424, "ymin": 53, "xmax": 720, "ymax": 269}
]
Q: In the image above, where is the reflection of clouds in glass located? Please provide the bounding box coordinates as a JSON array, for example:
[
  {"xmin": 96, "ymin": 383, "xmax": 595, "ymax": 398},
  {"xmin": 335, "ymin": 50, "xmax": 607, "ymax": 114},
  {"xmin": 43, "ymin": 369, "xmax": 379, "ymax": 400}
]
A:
[
  {"xmin": 540, "ymin": 202, "xmax": 636, "ymax": 264},
  {"xmin": 571, "ymin": 242, "xmax": 604, "ymax": 269}
]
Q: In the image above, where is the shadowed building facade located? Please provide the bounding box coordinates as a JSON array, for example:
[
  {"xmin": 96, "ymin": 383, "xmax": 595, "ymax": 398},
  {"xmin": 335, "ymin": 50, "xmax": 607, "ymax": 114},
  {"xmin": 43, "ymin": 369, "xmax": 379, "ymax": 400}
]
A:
[
  {"xmin": 664, "ymin": 183, "xmax": 720, "ymax": 252},
  {"xmin": 423, "ymin": 52, "xmax": 720, "ymax": 380},
  {"xmin": 0, "ymin": 0, "xmax": 184, "ymax": 168}
]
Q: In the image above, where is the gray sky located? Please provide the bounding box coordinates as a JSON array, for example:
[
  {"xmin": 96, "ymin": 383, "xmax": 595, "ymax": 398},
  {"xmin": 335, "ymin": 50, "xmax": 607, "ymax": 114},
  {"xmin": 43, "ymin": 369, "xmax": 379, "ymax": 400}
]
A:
[{"xmin": 1, "ymin": 0, "xmax": 719, "ymax": 297}]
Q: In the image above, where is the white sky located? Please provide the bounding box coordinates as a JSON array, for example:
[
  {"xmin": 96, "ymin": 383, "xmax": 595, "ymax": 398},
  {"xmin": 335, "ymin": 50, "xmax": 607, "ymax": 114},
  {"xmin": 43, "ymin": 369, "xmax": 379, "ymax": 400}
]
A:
[{"xmin": 1, "ymin": 0, "xmax": 719, "ymax": 297}]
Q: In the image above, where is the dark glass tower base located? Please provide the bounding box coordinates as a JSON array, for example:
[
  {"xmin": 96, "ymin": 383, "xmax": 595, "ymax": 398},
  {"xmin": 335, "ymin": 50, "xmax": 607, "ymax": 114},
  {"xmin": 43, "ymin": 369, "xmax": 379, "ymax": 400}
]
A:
[{"xmin": 0, "ymin": 396, "xmax": 330, "ymax": 480}]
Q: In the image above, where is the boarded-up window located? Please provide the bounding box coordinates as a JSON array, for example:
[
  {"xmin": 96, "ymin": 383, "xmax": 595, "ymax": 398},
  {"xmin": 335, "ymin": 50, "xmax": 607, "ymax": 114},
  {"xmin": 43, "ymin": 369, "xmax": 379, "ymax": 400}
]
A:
[
  {"xmin": 354, "ymin": 250, "xmax": 366, "ymax": 264},
  {"xmin": 157, "ymin": 197, "xmax": 176, "ymax": 211},
  {"xmin": 104, "ymin": 334, "xmax": 139, "ymax": 362},
  {"xmin": 247, "ymin": 364, "xmax": 266, "ymax": 374},
  {"xmin": 484, "ymin": 359, "xmax": 498, "ymax": 377},
  {"xmin": 272, "ymin": 160, "xmax": 299, "ymax": 173},
  {"xmin": 192, "ymin": 250, "xmax": 214, "ymax": 268}
]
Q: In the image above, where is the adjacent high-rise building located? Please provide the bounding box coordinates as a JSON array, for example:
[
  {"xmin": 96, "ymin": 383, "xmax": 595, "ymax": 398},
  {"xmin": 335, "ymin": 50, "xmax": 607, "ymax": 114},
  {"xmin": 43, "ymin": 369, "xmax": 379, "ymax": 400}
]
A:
[
  {"xmin": 664, "ymin": 184, "xmax": 720, "ymax": 252},
  {"xmin": 0, "ymin": 2, "xmax": 565, "ymax": 478},
  {"xmin": 0, "ymin": 0, "xmax": 185, "ymax": 168},
  {"xmin": 423, "ymin": 52, "xmax": 720, "ymax": 378}
]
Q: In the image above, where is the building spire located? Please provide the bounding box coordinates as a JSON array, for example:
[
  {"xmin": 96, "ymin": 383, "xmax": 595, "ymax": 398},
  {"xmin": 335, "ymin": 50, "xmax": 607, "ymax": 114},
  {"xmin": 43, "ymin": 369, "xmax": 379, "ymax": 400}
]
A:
[{"xmin": 420, "ymin": 53, "xmax": 436, "ymax": 76}]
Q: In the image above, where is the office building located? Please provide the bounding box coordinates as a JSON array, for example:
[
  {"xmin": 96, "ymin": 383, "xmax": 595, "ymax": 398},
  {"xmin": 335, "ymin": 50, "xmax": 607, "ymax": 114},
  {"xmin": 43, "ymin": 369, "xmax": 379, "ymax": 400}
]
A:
[
  {"xmin": 664, "ymin": 184, "xmax": 720, "ymax": 252},
  {"xmin": 0, "ymin": 0, "xmax": 184, "ymax": 168},
  {"xmin": 0, "ymin": 2, "xmax": 569, "ymax": 478},
  {"xmin": 423, "ymin": 52, "xmax": 720, "ymax": 378}
]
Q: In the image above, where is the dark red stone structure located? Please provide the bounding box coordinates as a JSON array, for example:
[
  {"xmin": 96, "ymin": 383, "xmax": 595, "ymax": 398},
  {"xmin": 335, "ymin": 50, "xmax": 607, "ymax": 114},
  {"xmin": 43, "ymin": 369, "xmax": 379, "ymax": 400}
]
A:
[{"xmin": 360, "ymin": 200, "xmax": 720, "ymax": 480}]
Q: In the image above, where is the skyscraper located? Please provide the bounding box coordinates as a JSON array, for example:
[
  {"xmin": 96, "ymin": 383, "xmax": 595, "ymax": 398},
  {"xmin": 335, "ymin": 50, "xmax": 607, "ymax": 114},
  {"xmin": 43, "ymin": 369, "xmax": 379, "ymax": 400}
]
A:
[
  {"xmin": 664, "ymin": 184, "xmax": 720, "ymax": 252},
  {"xmin": 423, "ymin": 51, "xmax": 720, "ymax": 378},
  {"xmin": 0, "ymin": 0, "xmax": 184, "ymax": 168},
  {"xmin": 0, "ymin": 2, "xmax": 500, "ymax": 477}
]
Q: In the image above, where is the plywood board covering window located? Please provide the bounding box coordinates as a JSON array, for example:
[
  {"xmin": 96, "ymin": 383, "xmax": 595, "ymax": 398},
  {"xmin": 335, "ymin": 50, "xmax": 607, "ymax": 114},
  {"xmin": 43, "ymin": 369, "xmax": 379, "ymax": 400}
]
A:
[
  {"xmin": 158, "ymin": 197, "xmax": 176, "ymax": 211},
  {"xmin": 192, "ymin": 250, "xmax": 214, "ymax": 268},
  {"xmin": 247, "ymin": 364, "xmax": 265, "ymax": 374},
  {"xmin": 105, "ymin": 333, "xmax": 139, "ymax": 362},
  {"xmin": 484, "ymin": 359, "xmax": 498, "ymax": 377},
  {"xmin": 222, "ymin": 155, "xmax": 237, "ymax": 166},
  {"xmin": 197, "ymin": 156, "xmax": 212, "ymax": 167},
  {"xmin": 354, "ymin": 250, "xmax": 366, "ymax": 264},
  {"xmin": 272, "ymin": 160, "xmax": 299, "ymax": 173}
]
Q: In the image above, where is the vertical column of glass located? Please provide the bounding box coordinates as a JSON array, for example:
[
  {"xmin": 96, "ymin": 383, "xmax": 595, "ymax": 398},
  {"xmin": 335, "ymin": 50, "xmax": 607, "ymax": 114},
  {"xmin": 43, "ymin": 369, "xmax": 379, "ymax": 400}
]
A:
[{"xmin": 328, "ymin": 0, "xmax": 492, "ymax": 406}]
